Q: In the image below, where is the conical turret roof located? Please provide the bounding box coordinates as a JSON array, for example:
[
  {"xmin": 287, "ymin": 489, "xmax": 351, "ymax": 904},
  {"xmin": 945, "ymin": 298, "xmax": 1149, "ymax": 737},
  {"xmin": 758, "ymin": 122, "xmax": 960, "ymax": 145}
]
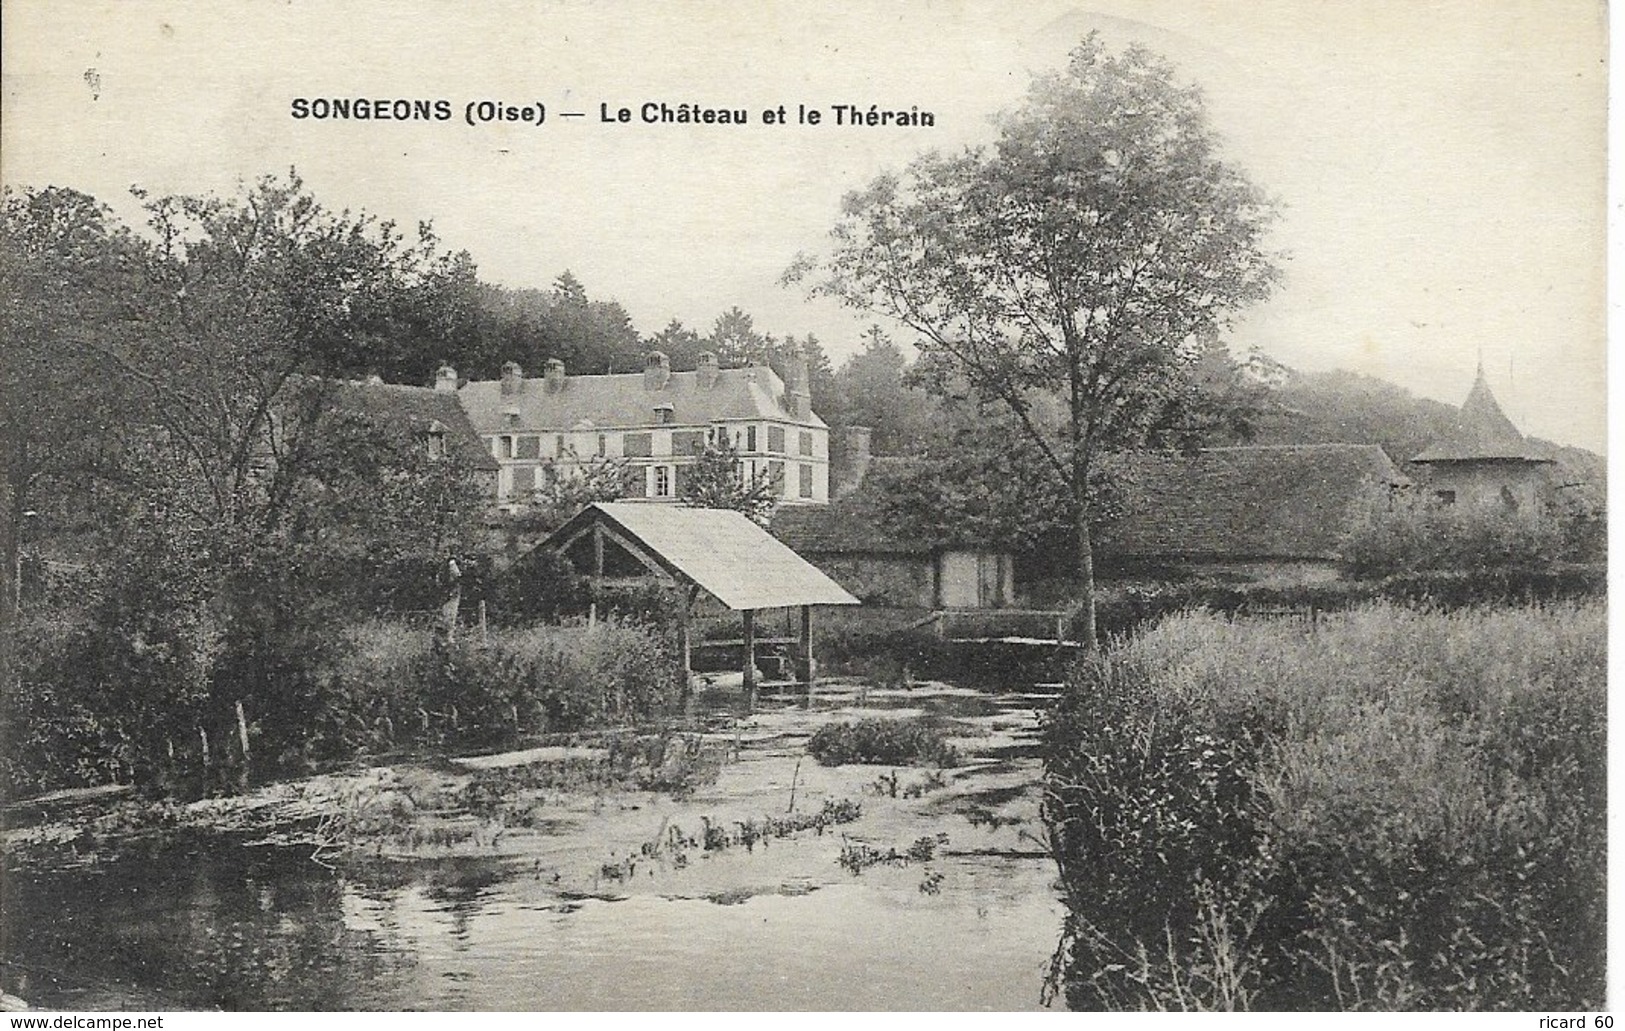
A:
[{"xmin": 1412, "ymin": 364, "xmax": 1551, "ymax": 463}]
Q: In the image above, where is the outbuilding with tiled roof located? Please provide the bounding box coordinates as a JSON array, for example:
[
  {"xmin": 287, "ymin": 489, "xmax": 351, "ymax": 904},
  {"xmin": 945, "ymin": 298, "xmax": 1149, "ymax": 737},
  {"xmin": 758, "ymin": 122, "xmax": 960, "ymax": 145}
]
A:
[
  {"xmin": 1095, "ymin": 444, "xmax": 1407, "ymax": 583},
  {"xmin": 1409, "ymin": 364, "xmax": 1553, "ymax": 512}
]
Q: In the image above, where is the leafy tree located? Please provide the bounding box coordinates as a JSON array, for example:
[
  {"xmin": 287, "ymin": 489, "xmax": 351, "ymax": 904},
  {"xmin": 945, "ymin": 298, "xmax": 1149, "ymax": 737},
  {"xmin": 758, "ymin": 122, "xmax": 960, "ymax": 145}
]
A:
[
  {"xmin": 5, "ymin": 173, "xmax": 488, "ymax": 784},
  {"xmin": 792, "ymin": 37, "xmax": 1280, "ymax": 642},
  {"xmin": 678, "ymin": 440, "xmax": 779, "ymax": 525},
  {"xmin": 0, "ymin": 186, "xmax": 154, "ymax": 732},
  {"xmin": 827, "ymin": 326, "xmax": 937, "ymax": 455}
]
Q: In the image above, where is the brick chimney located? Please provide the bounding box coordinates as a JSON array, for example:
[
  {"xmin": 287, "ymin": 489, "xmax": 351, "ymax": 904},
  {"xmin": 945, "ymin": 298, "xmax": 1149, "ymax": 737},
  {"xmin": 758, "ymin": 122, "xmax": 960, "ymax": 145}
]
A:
[
  {"xmin": 786, "ymin": 343, "xmax": 811, "ymax": 420},
  {"xmin": 433, "ymin": 364, "xmax": 458, "ymax": 392},
  {"xmin": 643, "ymin": 350, "xmax": 671, "ymax": 391},
  {"xmin": 500, "ymin": 361, "xmax": 524, "ymax": 396},
  {"xmin": 696, "ymin": 350, "xmax": 719, "ymax": 389},
  {"xmin": 834, "ymin": 426, "xmax": 873, "ymax": 499},
  {"xmin": 544, "ymin": 357, "xmax": 565, "ymax": 393}
]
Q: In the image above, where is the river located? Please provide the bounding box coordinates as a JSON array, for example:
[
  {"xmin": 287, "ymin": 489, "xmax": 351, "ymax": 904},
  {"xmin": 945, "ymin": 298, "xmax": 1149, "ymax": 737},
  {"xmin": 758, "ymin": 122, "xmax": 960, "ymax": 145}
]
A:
[{"xmin": 2, "ymin": 680, "xmax": 1064, "ymax": 1011}]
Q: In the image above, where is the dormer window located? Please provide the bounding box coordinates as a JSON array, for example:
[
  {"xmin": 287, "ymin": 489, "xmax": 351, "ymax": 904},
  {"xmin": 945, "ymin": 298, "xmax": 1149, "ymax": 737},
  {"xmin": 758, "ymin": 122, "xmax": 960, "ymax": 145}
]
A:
[
  {"xmin": 425, "ymin": 420, "xmax": 448, "ymax": 460},
  {"xmin": 654, "ymin": 403, "xmax": 675, "ymax": 425},
  {"xmin": 504, "ymin": 407, "xmax": 522, "ymax": 428}
]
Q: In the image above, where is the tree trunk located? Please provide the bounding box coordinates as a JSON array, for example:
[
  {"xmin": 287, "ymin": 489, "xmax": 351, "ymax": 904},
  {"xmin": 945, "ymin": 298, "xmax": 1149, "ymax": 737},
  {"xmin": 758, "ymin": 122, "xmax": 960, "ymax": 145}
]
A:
[
  {"xmin": 1072, "ymin": 441, "xmax": 1098, "ymax": 650},
  {"xmin": 1076, "ymin": 514, "xmax": 1097, "ymax": 649}
]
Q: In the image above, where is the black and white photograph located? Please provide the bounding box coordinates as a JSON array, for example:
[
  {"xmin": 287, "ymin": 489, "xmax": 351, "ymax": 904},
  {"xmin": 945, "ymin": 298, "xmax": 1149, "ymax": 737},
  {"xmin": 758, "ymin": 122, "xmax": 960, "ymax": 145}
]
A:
[{"xmin": 0, "ymin": 0, "xmax": 1608, "ymax": 1015}]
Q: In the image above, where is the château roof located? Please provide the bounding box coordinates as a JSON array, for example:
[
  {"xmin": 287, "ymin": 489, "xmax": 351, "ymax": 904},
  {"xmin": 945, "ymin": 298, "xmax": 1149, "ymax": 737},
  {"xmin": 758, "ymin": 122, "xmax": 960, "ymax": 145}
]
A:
[
  {"xmin": 1411, "ymin": 366, "xmax": 1552, "ymax": 463},
  {"xmin": 1097, "ymin": 445, "xmax": 1408, "ymax": 563},
  {"xmin": 458, "ymin": 365, "xmax": 826, "ymax": 434}
]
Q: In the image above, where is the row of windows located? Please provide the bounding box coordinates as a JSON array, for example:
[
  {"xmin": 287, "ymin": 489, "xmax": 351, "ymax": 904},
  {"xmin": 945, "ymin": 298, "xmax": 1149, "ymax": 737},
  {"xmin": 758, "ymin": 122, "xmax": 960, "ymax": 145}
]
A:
[
  {"xmin": 500, "ymin": 460, "xmax": 818, "ymax": 501},
  {"xmin": 492, "ymin": 425, "xmax": 820, "ymax": 461},
  {"xmin": 641, "ymin": 461, "xmax": 816, "ymax": 500}
]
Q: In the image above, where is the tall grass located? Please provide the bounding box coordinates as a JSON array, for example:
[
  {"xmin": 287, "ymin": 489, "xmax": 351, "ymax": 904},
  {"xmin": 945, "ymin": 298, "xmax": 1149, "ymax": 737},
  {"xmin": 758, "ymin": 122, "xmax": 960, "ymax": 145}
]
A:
[{"xmin": 1042, "ymin": 601, "xmax": 1605, "ymax": 1010}]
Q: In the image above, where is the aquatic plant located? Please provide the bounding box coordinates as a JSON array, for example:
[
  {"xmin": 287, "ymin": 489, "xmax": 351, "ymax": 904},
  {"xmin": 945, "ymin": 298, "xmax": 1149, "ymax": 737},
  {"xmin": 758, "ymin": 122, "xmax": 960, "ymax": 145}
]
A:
[{"xmin": 807, "ymin": 718, "xmax": 961, "ymax": 768}]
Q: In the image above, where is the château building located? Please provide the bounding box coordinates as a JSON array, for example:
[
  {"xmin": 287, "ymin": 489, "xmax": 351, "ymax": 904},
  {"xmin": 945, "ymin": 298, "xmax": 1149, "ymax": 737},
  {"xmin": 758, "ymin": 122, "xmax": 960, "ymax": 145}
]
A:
[{"xmin": 447, "ymin": 348, "xmax": 830, "ymax": 507}]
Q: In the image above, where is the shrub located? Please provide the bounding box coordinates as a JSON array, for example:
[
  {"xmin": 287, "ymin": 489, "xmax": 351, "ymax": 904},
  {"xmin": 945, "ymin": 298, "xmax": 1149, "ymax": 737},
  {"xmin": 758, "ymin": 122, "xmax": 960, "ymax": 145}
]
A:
[
  {"xmin": 1042, "ymin": 602, "xmax": 1605, "ymax": 1010},
  {"xmin": 1340, "ymin": 492, "xmax": 1570, "ymax": 578},
  {"xmin": 807, "ymin": 717, "xmax": 961, "ymax": 767}
]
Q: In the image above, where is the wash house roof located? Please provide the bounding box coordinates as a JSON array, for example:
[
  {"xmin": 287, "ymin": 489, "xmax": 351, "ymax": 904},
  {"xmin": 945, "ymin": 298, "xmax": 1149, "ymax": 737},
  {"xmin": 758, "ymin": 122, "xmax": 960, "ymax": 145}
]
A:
[
  {"xmin": 542, "ymin": 502, "xmax": 860, "ymax": 611},
  {"xmin": 1097, "ymin": 444, "xmax": 1407, "ymax": 563}
]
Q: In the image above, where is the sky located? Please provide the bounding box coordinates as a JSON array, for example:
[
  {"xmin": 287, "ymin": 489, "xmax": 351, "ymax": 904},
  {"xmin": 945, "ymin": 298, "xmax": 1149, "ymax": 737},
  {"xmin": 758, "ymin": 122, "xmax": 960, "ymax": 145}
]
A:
[{"xmin": 0, "ymin": 0, "xmax": 1608, "ymax": 452}]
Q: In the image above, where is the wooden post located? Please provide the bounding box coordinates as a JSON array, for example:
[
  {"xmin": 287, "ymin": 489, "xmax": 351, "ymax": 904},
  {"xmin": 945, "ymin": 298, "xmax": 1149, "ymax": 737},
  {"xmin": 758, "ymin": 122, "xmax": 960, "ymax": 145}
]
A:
[
  {"xmin": 797, "ymin": 605, "xmax": 813, "ymax": 691},
  {"xmin": 478, "ymin": 599, "xmax": 488, "ymax": 644},
  {"xmin": 742, "ymin": 608, "xmax": 757, "ymax": 709},
  {"xmin": 198, "ymin": 726, "xmax": 210, "ymax": 778},
  {"xmin": 235, "ymin": 700, "xmax": 251, "ymax": 770}
]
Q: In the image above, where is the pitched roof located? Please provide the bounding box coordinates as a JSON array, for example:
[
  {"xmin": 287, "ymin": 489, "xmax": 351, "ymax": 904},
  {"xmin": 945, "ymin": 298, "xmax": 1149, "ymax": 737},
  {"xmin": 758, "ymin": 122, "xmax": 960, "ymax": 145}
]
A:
[
  {"xmin": 1097, "ymin": 445, "xmax": 1407, "ymax": 562},
  {"xmin": 320, "ymin": 380, "xmax": 499, "ymax": 471},
  {"xmin": 770, "ymin": 457, "xmax": 936, "ymax": 555},
  {"xmin": 458, "ymin": 365, "xmax": 826, "ymax": 434},
  {"xmin": 1411, "ymin": 366, "xmax": 1552, "ymax": 463},
  {"xmin": 543, "ymin": 502, "xmax": 859, "ymax": 610}
]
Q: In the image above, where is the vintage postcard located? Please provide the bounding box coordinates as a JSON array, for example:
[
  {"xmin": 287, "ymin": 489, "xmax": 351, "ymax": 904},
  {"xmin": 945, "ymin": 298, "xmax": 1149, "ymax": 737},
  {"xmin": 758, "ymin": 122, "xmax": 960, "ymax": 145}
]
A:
[{"xmin": 0, "ymin": 0, "xmax": 1608, "ymax": 1016}]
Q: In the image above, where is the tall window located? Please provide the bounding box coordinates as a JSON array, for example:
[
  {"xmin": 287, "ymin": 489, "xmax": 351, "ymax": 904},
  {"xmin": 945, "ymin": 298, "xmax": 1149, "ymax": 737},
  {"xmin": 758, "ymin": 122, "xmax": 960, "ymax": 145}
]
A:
[
  {"xmin": 556, "ymin": 434, "xmax": 566, "ymax": 457},
  {"xmin": 745, "ymin": 425, "xmax": 757, "ymax": 452},
  {"xmin": 799, "ymin": 430, "xmax": 813, "ymax": 456},
  {"xmin": 798, "ymin": 463, "xmax": 813, "ymax": 498},
  {"xmin": 767, "ymin": 425, "xmax": 785, "ymax": 453},
  {"xmin": 653, "ymin": 465, "xmax": 672, "ymax": 498},
  {"xmin": 500, "ymin": 436, "xmax": 515, "ymax": 459},
  {"xmin": 597, "ymin": 433, "xmax": 607, "ymax": 457}
]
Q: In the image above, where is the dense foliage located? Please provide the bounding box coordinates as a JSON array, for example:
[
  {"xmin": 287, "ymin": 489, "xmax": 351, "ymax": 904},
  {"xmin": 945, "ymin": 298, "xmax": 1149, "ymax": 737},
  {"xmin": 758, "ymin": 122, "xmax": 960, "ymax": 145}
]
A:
[
  {"xmin": 1042, "ymin": 603, "xmax": 1605, "ymax": 1010},
  {"xmin": 1339, "ymin": 490, "xmax": 1602, "ymax": 578},
  {"xmin": 0, "ymin": 173, "xmax": 844, "ymax": 803}
]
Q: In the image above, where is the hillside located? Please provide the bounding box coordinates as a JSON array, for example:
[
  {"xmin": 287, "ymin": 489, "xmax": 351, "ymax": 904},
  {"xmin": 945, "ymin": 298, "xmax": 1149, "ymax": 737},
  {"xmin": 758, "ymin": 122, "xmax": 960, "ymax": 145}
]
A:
[{"xmin": 1248, "ymin": 368, "xmax": 1603, "ymax": 489}]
